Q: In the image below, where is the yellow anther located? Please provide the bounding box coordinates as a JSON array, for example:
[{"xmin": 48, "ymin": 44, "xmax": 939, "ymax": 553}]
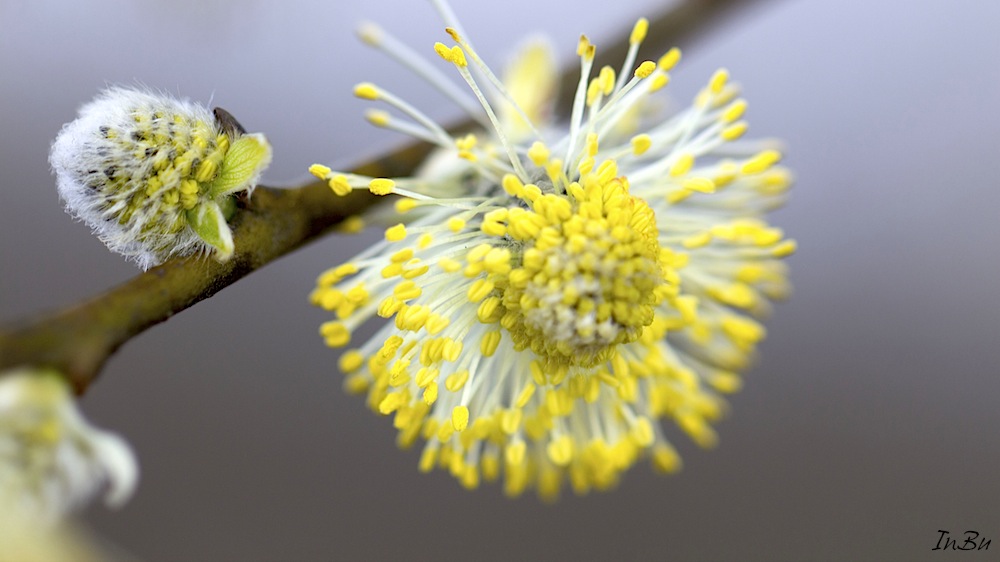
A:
[
  {"xmin": 434, "ymin": 42, "xmax": 452, "ymax": 62},
  {"xmin": 345, "ymin": 284, "xmax": 368, "ymax": 304},
  {"xmin": 365, "ymin": 109, "xmax": 391, "ymax": 127},
  {"xmin": 436, "ymin": 422, "xmax": 455, "ymax": 442},
  {"xmin": 598, "ymin": 66, "xmax": 616, "ymax": 96},
  {"xmin": 500, "ymin": 408, "xmax": 524, "ymax": 435},
  {"xmin": 631, "ymin": 417, "xmax": 655, "ymax": 447},
  {"xmin": 344, "ymin": 373, "xmax": 369, "ymax": 395},
  {"xmin": 682, "ymin": 177, "xmax": 716, "ymax": 193},
  {"xmin": 675, "ymin": 295, "xmax": 698, "ymax": 322},
  {"xmin": 328, "ymin": 175, "xmax": 352, "ymax": 196},
  {"xmin": 445, "ymin": 370, "xmax": 469, "ymax": 393},
  {"xmin": 467, "ymin": 278, "xmax": 494, "ymax": 302},
  {"xmin": 319, "ymin": 321, "xmax": 350, "ymax": 347},
  {"xmin": 709, "ymin": 283, "xmax": 755, "ymax": 308},
  {"xmin": 505, "ymin": 440, "xmax": 526, "ymax": 466},
  {"xmin": 483, "ymin": 247, "xmax": 511, "ymax": 274},
  {"xmin": 317, "ymin": 263, "xmax": 357, "ymax": 286},
  {"xmin": 308, "ymin": 164, "xmax": 331, "ymax": 179},
  {"xmin": 577, "ymin": 35, "xmax": 592, "ymax": 58},
  {"xmin": 483, "ymin": 208, "xmax": 508, "ymax": 222},
  {"xmin": 585, "ymin": 133, "xmax": 599, "ymax": 157},
  {"xmin": 634, "ymin": 60, "xmax": 656, "ymax": 79},
  {"xmin": 631, "ymin": 134, "xmax": 652, "ymax": 155},
  {"xmin": 652, "ymin": 444, "xmax": 682, "ymax": 474},
  {"xmin": 437, "ymin": 257, "xmax": 461, "ymax": 272},
  {"xmin": 547, "ymin": 435, "xmax": 573, "ymax": 466},
  {"xmin": 586, "ymin": 78, "xmax": 603, "ymax": 107},
  {"xmin": 402, "ymin": 262, "xmax": 428, "ymax": 281},
  {"xmin": 423, "ymin": 382, "xmax": 438, "ymax": 405},
  {"xmin": 388, "ymin": 362, "xmax": 410, "ymax": 387},
  {"xmin": 460, "ymin": 466, "xmax": 479, "ymax": 490},
  {"xmin": 682, "ymin": 231, "xmax": 713, "ymax": 248},
  {"xmin": 353, "ymin": 83, "xmax": 380, "ymax": 100},
  {"xmin": 338, "ymin": 349, "xmax": 365, "ymax": 373},
  {"xmin": 416, "ymin": 366, "xmax": 439, "ymax": 387},
  {"xmin": 721, "ymin": 121, "xmax": 748, "ymax": 141},
  {"xmin": 378, "ymin": 392, "xmax": 404, "ymax": 415},
  {"xmin": 630, "ymin": 17, "xmax": 649, "ymax": 44},
  {"xmin": 466, "ymin": 243, "xmax": 492, "ymax": 263},
  {"xmin": 162, "ymin": 189, "xmax": 179, "ymax": 205},
  {"xmin": 528, "ymin": 141, "xmax": 550, "ymax": 166},
  {"xmin": 649, "ymin": 73, "xmax": 669, "ymax": 92},
  {"xmin": 515, "ymin": 383, "xmax": 536, "ymax": 408},
  {"xmin": 481, "ymin": 450, "xmax": 500, "ymax": 482},
  {"xmin": 419, "ymin": 445, "xmax": 438, "ymax": 473},
  {"xmin": 528, "ymin": 360, "xmax": 548, "ymax": 386},
  {"xmin": 477, "ymin": 296, "xmax": 501, "ymax": 323},
  {"xmin": 596, "ymin": 159, "xmax": 618, "ymax": 184},
  {"xmin": 709, "ymin": 68, "xmax": 729, "ymax": 94},
  {"xmin": 771, "ymin": 239, "xmax": 797, "ymax": 257},
  {"xmin": 389, "ymin": 248, "xmax": 413, "ymax": 263},
  {"xmin": 480, "ymin": 330, "xmax": 502, "ymax": 356},
  {"xmin": 392, "ymin": 280, "xmax": 422, "ymax": 301},
  {"xmin": 447, "ymin": 217, "xmax": 466, "ymax": 232},
  {"xmin": 715, "ymin": 84, "xmax": 739, "ymax": 107},
  {"xmin": 425, "ymin": 314, "xmax": 450, "ymax": 335},
  {"xmin": 669, "ymin": 153, "xmax": 694, "ymax": 177},
  {"xmin": 658, "ymin": 47, "xmax": 681, "ymax": 71},
  {"xmin": 385, "ymin": 223, "xmax": 407, "ymax": 242},
  {"xmin": 194, "ymin": 156, "xmax": 219, "ymax": 183},
  {"xmin": 722, "ymin": 99, "xmax": 747, "ymax": 123},
  {"xmin": 502, "ymin": 174, "xmax": 524, "ymax": 197},
  {"xmin": 394, "ymin": 198, "xmax": 418, "ymax": 213},
  {"xmin": 455, "ymin": 134, "xmax": 477, "ymax": 151},
  {"xmin": 481, "ymin": 220, "xmax": 507, "ymax": 237},
  {"xmin": 452, "ymin": 405, "xmax": 470, "ymax": 432},
  {"xmin": 369, "ymin": 178, "xmax": 395, "ymax": 195},
  {"xmin": 356, "ymin": 22, "xmax": 382, "ymax": 45},
  {"xmin": 741, "ymin": 149, "xmax": 782, "ymax": 174},
  {"xmin": 679, "ymin": 414, "xmax": 718, "ymax": 449},
  {"xmin": 450, "ymin": 45, "xmax": 468, "ymax": 67},
  {"xmin": 340, "ymin": 216, "xmax": 365, "ymax": 233},
  {"xmin": 179, "ymin": 178, "xmax": 198, "ymax": 195},
  {"xmin": 518, "ymin": 182, "xmax": 540, "ymax": 203}
]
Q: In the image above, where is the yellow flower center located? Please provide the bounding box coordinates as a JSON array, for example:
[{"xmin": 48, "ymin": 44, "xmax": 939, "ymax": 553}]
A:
[{"xmin": 490, "ymin": 164, "xmax": 673, "ymax": 370}]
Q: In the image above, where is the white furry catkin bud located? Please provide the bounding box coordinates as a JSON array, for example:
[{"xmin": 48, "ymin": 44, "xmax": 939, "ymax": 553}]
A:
[
  {"xmin": 50, "ymin": 87, "xmax": 272, "ymax": 269},
  {"xmin": 0, "ymin": 368, "xmax": 138, "ymax": 521}
]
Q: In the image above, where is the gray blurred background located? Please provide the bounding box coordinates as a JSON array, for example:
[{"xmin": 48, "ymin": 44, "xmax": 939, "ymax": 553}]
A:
[{"xmin": 2, "ymin": 0, "xmax": 999, "ymax": 560}]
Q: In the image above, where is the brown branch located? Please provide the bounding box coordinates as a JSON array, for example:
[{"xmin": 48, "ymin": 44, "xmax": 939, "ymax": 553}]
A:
[{"xmin": 0, "ymin": 0, "xmax": 771, "ymax": 394}]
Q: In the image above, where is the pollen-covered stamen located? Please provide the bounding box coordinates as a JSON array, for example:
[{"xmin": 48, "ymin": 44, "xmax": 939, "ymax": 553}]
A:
[
  {"xmin": 613, "ymin": 17, "xmax": 649, "ymax": 93},
  {"xmin": 357, "ymin": 22, "xmax": 489, "ymax": 127},
  {"xmin": 435, "ymin": 42, "xmax": 531, "ymax": 181},
  {"xmin": 364, "ymin": 109, "xmax": 443, "ymax": 145},
  {"xmin": 308, "ymin": 167, "xmax": 488, "ymax": 205},
  {"xmin": 479, "ymin": 167, "xmax": 673, "ymax": 369},
  {"xmin": 442, "ymin": 27, "xmax": 544, "ymax": 142},
  {"xmin": 353, "ymin": 82, "xmax": 455, "ymax": 148},
  {"xmin": 564, "ymin": 35, "xmax": 597, "ymax": 175},
  {"xmin": 593, "ymin": 60, "xmax": 656, "ymax": 124}
]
